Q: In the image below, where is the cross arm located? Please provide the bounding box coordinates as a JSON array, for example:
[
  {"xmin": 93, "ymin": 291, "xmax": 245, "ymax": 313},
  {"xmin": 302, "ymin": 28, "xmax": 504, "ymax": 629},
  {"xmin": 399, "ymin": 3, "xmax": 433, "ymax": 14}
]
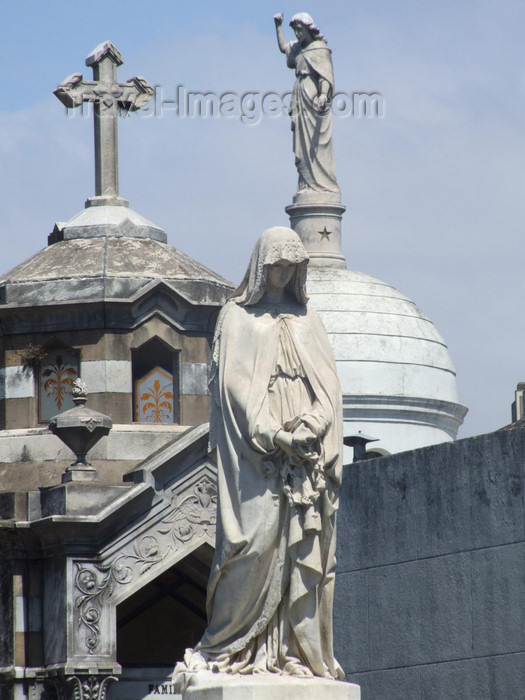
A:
[
  {"xmin": 54, "ymin": 73, "xmax": 99, "ymax": 109},
  {"xmin": 116, "ymin": 76, "xmax": 155, "ymax": 112},
  {"xmin": 54, "ymin": 73, "xmax": 154, "ymax": 112}
]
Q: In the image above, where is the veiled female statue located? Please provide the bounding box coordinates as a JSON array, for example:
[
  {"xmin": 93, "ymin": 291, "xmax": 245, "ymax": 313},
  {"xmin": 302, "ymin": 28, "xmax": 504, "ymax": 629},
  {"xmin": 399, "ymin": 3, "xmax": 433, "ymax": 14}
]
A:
[
  {"xmin": 274, "ymin": 13, "xmax": 340, "ymax": 196},
  {"xmin": 175, "ymin": 227, "xmax": 344, "ymax": 682}
]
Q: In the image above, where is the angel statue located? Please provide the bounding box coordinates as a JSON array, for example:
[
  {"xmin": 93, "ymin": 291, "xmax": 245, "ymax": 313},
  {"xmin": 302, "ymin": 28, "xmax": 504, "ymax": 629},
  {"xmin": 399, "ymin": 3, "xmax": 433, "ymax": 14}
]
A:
[
  {"xmin": 274, "ymin": 12, "xmax": 340, "ymax": 197},
  {"xmin": 174, "ymin": 227, "xmax": 345, "ymax": 686}
]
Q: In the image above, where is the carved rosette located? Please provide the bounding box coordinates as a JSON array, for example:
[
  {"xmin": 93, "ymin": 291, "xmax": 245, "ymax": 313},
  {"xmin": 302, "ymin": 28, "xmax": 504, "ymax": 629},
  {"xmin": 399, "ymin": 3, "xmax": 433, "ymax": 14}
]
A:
[{"xmin": 73, "ymin": 476, "xmax": 216, "ymax": 654}]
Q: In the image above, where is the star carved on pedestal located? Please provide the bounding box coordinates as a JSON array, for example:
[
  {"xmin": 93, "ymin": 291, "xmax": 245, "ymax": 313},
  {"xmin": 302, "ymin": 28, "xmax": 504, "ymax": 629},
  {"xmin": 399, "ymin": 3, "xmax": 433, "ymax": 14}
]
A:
[{"xmin": 318, "ymin": 226, "xmax": 332, "ymax": 240}]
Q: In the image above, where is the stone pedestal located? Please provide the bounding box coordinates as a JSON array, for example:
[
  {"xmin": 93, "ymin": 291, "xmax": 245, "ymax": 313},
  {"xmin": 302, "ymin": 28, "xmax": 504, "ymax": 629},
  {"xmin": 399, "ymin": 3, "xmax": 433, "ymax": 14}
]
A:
[
  {"xmin": 182, "ymin": 672, "xmax": 360, "ymax": 699},
  {"xmin": 286, "ymin": 192, "xmax": 346, "ymax": 269}
]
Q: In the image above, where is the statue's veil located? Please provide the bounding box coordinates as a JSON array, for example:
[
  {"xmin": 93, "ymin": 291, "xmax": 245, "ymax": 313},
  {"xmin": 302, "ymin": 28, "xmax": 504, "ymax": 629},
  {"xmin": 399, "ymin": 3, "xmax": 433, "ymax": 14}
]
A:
[{"xmin": 231, "ymin": 227, "xmax": 309, "ymax": 306}]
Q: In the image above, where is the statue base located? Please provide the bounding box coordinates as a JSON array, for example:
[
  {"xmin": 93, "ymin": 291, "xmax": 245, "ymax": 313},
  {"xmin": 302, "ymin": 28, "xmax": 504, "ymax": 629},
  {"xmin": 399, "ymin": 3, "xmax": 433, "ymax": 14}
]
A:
[
  {"xmin": 286, "ymin": 195, "xmax": 346, "ymax": 268},
  {"xmin": 85, "ymin": 195, "xmax": 129, "ymax": 208},
  {"xmin": 181, "ymin": 672, "xmax": 360, "ymax": 699}
]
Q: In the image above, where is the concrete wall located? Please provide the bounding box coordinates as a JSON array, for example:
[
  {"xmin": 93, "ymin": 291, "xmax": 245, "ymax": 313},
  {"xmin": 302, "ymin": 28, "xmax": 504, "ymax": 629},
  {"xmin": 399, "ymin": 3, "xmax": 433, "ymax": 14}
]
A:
[{"xmin": 334, "ymin": 424, "xmax": 525, "ymax": 700}]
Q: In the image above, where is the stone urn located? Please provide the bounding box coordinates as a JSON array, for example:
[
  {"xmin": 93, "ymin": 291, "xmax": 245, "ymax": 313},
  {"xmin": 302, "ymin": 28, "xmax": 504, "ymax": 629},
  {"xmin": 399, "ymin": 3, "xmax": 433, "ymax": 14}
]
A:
[{"xmin": 49, "ymin": 378, "xmax": 112, "ymax": 482}]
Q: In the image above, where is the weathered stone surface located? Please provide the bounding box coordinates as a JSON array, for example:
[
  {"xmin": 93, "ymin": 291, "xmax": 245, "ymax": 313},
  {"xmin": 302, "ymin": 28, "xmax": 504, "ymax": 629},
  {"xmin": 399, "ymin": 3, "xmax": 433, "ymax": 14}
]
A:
[
  {"xmin": 0, "ymin": 424, "xmax": 188, "ymax": 468},
  {"xmin": 4, "ymin": 399, "xmax": 525, "ymax": 696},
  {"xmin": 0, "ymin": 557, "xmax": 13, "ymax": 666},
  {"xmin": 471, "ymin": 543, "xmax": 525, "ymax": 656},
  {"xmin": 43, "ymin": 556, "xmax": 67, "ymax": 665},
  {"xmin": 180, "ymin": 363, "xmax": 208, "ymax": 396},
  {"xmin": 110, "ymin": 668, "xmax": 179, "ymax": 700},
  {"xmin": 40, "ymin": 483, "xmax": 130, "ymax": 517},
  {"xmin": 286, "ymin": 200, "xmax": 346, "ymax": 268},
  {"xmin": 0, "ymin": 237, "xmax": 232, "ymax": 310},
  {"xmin": 337, "ymin": 428, "xmax": 525, "ymax": 574},
  {"xmin": 81, "ymin": 360, "xmax": 132, "ymax": 393},
  {"xmin": 0, "ymin": 313, "xmax": 215, "ymax": 430},
  {"xmin": 419, "ymin": 653, "xmax": 525, "ymax": 700},
  {"xmin": 337, "ymin": 456, "xmax": 417, "ymax": 572},
  {"xmin": 182, "ymin": 673, "xmax": 359, "ymax": 699},
  {"xmin": 50, "ymin": 205, "xmax": 166, "ymax": 243},
  {"xmin": 333, "ymin": 571, "xmax": 369, "ymax": 673},
  {"xmin": 1, "ymin": 423, "xmax": 216, "ymax": 695},
  {"xmin": 368, "ymin": 553, "xmax": 472, "ymax": 668},
  {"xmin": 0, "ymin": 492, "xmax": 15, "ymax": 519},
  {"xmin": 333, "ymin": 424, "xmax": 525, "ymax": 697},
  {"xmin": 0, "ymin": 366, "xmax": 33, "ymax": 399},
  {"xmin": 351, "ymin": 666, "xmax": 421, "ymax": 700},
  {"xmin": 414, "ymin": 431, "xmax": 525, "ymax": 558},
  {"xmin": 180, "ymin": 395, "xmax": 210, "ymax": 428}
]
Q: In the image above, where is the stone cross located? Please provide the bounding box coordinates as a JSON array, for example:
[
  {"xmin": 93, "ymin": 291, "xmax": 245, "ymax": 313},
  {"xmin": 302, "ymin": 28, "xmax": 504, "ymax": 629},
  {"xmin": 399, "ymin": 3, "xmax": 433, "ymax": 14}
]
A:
[{"xmin": 54, "ymin": 41, "xmax": 154, "ymax": 207}]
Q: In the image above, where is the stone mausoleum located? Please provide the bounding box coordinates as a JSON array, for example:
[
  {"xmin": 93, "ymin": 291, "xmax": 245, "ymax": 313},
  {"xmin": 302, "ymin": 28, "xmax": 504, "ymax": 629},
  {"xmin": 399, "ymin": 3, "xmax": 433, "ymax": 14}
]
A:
[
  {"xmin": 0, "ymin": 41, "xmax": 232, "ymax": 700},
  {"xmin": 1, "ymin": 37, "xmax": 522, "ymax": 700}
]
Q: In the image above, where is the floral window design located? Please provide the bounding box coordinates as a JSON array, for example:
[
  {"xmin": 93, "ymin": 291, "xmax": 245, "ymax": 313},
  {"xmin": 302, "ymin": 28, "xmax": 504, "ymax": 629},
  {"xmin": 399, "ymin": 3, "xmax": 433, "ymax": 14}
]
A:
[
  {"xmin": 135, "ymin": 366, "xmax": 174, "ymax": 423},
  {"xmin": 38, "ymin": 348, "xmax": 80, "ymax": 422}
]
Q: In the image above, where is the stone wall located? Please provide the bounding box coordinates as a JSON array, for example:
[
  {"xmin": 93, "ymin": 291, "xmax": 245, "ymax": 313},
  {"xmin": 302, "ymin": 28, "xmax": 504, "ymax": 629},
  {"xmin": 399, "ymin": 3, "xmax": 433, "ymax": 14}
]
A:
[
  {"xmin": 334, "ymin": 425, "xmax": 525, "ymax": 699},
  {"xmin": 0, "ymin": 317, "xmax": 211, "ymax": 429}
]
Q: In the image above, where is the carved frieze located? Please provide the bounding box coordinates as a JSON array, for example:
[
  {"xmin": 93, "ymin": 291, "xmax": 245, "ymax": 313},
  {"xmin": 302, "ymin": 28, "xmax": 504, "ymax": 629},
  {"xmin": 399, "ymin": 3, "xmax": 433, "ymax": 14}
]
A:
[{"xmin": 73, "ymin": 475, "xmax": 216, "ymax": 654}]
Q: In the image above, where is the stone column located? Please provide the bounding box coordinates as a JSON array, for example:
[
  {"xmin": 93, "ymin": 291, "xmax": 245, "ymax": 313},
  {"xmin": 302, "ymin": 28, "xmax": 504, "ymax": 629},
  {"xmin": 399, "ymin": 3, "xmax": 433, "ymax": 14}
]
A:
[{"xmin": 286, "ymin": 192, "xmax": 346, "ymax": 268}]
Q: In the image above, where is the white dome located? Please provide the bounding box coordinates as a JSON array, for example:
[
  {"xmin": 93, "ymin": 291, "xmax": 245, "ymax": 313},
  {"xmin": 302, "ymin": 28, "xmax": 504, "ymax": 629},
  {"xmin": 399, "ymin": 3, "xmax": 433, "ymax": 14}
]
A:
[{"xmin": 306, "ymin": 267, "xmax": 467, "ymax": 455}]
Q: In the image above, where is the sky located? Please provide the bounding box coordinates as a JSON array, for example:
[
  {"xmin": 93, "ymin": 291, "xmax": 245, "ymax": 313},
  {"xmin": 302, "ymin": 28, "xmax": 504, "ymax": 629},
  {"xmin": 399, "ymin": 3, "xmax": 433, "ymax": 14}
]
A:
[{"xmin": 1, "ymin": 0, "xmax": 524, "ymax": 439}]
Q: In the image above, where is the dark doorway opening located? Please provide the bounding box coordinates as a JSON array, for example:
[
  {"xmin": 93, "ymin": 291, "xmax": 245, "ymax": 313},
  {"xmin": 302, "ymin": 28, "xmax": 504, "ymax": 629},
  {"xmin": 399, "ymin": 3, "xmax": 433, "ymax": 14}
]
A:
[{"xmin": 117, "ymin": 544, "xmax": 212, "ymax": 666}]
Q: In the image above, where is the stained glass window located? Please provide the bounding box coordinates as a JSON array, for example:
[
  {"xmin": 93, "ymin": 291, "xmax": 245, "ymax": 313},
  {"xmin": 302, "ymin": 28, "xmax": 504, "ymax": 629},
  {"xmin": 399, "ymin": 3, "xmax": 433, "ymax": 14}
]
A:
[
  {"xmin": 135, "ymin": 366, "xmax": 174, "ymax": 423},
  {"xmin": 38, "ymin": 348, "xmax": 80, "ymax": 422}
]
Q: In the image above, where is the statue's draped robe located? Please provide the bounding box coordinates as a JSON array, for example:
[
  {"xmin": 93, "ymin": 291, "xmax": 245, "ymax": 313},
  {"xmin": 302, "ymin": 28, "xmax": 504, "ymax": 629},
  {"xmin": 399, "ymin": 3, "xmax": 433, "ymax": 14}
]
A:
[
  {"xmin": 285, "ymin": 39, "xmax": 339, "ymax": 195},
  {"xmin": 198, "ymin": 299, "xmax": 343, "ymax": 678}
]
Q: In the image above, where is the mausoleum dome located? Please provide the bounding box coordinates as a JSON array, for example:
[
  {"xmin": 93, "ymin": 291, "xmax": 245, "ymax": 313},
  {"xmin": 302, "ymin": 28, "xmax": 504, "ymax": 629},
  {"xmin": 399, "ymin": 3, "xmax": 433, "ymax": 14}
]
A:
[
  {"xmin": 0, "ymin": 227, "xmax": 231, "ymax": 310},
  {"xmin": 306, "ymin": 267, "xmax": 468, "ymax": 455},
  {"xmin": 0, "ymin": 208, "xmax": 233, "ymax": 465}
]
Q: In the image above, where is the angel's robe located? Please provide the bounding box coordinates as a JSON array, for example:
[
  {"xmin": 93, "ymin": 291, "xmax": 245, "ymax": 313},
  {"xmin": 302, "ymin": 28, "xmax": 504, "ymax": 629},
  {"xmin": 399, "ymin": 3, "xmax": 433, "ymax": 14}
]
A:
[{"xmin": 285, "ymin": 39, "xmax": 339, "ymax": 195}]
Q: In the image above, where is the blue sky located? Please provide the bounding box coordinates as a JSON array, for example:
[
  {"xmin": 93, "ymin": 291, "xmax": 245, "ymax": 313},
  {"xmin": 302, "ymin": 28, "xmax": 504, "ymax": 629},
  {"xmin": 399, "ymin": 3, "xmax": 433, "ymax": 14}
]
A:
[{"xmin": 1, "ymin": 0, "xmax": 525, "ymax": 439}]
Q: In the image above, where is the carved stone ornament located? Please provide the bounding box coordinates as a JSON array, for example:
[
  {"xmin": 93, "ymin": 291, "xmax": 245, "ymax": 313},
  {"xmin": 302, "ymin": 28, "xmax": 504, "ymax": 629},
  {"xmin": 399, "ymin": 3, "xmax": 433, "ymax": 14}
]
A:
[
  {"xmin": 158, "ymin": 475, "xmax": 217, "ymax": 542},
  {"xmin": 49, "ymin": 381, "xmax": 112, "ymax": 477},
  {"xmin": 66, "ymin": 675, "xmax": 117, "ymax": 700},
  {"xmin": 74, "ymin": 476, "xmax": 217, "ymax": 653},
  {"xmin": 43, "ymin": 675, "xmax": 117, "ymax": 700},
  {"xmin": 54, "ymin": 40, "xmax": 154, "ymax": 206}
]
